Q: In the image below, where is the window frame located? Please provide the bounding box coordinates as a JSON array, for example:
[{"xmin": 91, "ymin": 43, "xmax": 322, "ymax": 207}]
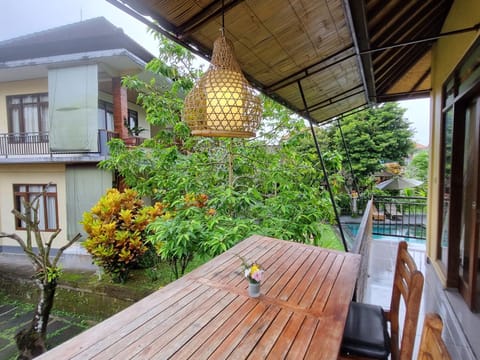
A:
[
  {"xmin": 13, "ymin": 184, "xmax": 59, "ymax": 232},
  {"xmin": 7, "ymin": 93, "xmax": 49, "ymax": 135},
  {"xmin": 127, "ymin": 109, "xmax": 139, "ymax": 130},
  {"xmin": 437, "ymin": 37, "xmax": 480, "ymax": 309}
]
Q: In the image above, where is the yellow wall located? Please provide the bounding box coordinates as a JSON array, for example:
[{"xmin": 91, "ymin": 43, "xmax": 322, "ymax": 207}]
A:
[
  {"xmin": 0, "ymin": 164, "xmax": 68, "ymax": 248},
  {"xmin": 427, "ymin": 0, "xmax": 480, "ymax": 283},
  {"xmin": 0, "ymin": 78, "xmax": 48, "ymax": 132}
]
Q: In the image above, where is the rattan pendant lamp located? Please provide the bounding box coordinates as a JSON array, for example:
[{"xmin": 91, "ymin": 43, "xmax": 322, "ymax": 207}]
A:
[{"xmin": 182, "ymin": 2, "xmax": 262, "ymax": 138}]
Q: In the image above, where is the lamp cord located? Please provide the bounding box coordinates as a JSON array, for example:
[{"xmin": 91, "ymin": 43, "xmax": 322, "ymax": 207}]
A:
[{"xmin": 221, "ymin": 0, "xmax": 225, "ymax": 36}]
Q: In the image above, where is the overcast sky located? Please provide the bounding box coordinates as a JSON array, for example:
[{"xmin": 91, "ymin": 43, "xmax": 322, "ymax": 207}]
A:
[{"xmin": 0, "ymin": 0, "xmax": 430, "ymax": 146}]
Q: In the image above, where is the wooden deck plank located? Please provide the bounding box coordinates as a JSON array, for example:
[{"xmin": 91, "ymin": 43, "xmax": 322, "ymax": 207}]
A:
[
  {"xmin": 266, "ymin": 247, "xmax": 313, "ymax": 299},
  {"xmin": 134, "ymin": 290, "xmax": 238, "ymax": 359},
  {"xmin": 276, "ymin": 250, "xmax": 321, "ymax": 302},
  {"xmin": 226, "ymin": 305, "xmax": 282, "ymax": 358},
  {"xmin": 113, "ymin": 286, "xmax": 223, "ymax": 359},
  {"xmin": 89, "ymin": 283, "xmax": 215, "ymax": 359},
  {"xmin": 205, "ymin": 302, "xmax": 271, "ymax": 359},
  {"xmin": 77, "ymin": 281, "xmax": 206, "ymax": 360},
  {"xmin": 203, "ymin": 236, "xmax": 282, "ymax": 286},
  {"xmin": 185, "ymin": 300, "xmax": 262, "ymax": 360},
  {"xmin": 169, "ymin": 295, "xmax": 250, "ymax": 359},
  {"xmin": 285, "ymin": 251, "xmax": 328, "ymax": 306},
  {"xmin": 309, "ymin": 254, "xmax": 345, "ymax": 314},
  {"xmin": 285, "ymin": 315, "xmax": 318, "ymax": 359},
  {"xmin": 255, "ymin": 246, "xmax": 306, "ymax": 294},
  {"xmin": 246, "ymin": 308, "xmax": 293, "ymax": 359},
  {"xmin": 265, "ymin": 313, "xmax": 306, "ymax": 359},
  {"xmin": 298, "ymin": 252, "xmax": 337, "ymax": 309},
  {"xmin": 42, "ymin": 277, "xmax": 199, "ymax": 359},
  {"xmin": 38, "ymin": 235, "xmax": 360, "ymax": 360}
]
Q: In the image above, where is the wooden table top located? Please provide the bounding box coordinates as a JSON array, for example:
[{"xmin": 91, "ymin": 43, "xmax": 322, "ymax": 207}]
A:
[{"xmin": 39, "ymin": 235, "xmax": 361, "ymax": 360}]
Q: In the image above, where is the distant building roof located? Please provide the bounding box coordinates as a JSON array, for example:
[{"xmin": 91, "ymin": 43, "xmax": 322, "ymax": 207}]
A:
[
  {"xmin": 415, "ymin": 142, "xmax": 428, "ymax": 150},
  {"xmin": 0, "ymin": 17, "xmax": 154, "ymax": 64}
]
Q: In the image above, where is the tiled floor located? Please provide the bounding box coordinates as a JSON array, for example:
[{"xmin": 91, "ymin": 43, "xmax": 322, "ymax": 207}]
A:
[
  {"xmin": 365, "ymin": 238, "xmax": 480, "ymax": 360},
  {"xmin": 364, "ymin": 239, "xmax": 427, "ymax": 357}
]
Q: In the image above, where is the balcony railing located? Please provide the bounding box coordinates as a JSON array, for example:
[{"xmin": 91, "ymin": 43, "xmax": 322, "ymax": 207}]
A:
[
  {"xmin": 0, "ymin": 132, "xmax": 50, "ymax": 156},
  {"xmin": 372, "ymin": 195, "xmax": 427, "ymax": 240},
  {"xmin": 0, "ymin": 131, "xmax": 121, "ymax": 159}
]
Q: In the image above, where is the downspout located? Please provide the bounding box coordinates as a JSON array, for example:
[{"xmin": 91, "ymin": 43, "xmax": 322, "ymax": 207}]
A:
[{"xmin": 298, "ymin": 81, "xmax": 349, "ymax": 252}]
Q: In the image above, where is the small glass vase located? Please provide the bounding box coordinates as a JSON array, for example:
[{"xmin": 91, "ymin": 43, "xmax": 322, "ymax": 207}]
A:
[{"xmin": 248, "ymin": 282, "xmax": 261, "ymax": 298}]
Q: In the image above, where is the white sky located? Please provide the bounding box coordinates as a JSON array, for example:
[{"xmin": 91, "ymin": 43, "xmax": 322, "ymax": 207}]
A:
[{"xmin": 0, "ymin": 0, "xmax": 430, "ymax": 146}]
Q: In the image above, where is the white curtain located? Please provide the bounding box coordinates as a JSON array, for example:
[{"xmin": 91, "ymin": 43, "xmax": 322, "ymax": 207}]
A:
[
  {"xmin": 16, "ymin": 184, "xmax": 57, "ymax": 230},
  {"xmin": 10, "ymin": 98, "xmax": 21, "ymax": 133}
]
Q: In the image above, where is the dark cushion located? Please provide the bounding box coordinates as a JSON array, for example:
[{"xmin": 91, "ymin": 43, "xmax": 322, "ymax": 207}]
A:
[{"xmin": 341, "ymin": 302, "xmax": 391, "ymax": 359}]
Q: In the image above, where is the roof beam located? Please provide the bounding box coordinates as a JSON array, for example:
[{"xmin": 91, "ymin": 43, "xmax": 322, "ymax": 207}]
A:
[
  {"xmin": 345, "ymin": 0, "xmax": 376, "ymax": 103},
  {"xmin": 266, "ymin": 46, "xmax": 355, "ymax": 93},
  {"xmin": 178, "ymin": 0, "xmax": 246, "ymax": 35}
]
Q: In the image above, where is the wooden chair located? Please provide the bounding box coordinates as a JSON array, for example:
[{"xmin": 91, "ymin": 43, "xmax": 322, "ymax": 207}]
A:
[
  {"xmin": 417, "ymin": 313, "xmax": 452, "ymax": 360},
  {"xmin": 340, "ymin": 241, "xmax": 424, "ymax": 360}
]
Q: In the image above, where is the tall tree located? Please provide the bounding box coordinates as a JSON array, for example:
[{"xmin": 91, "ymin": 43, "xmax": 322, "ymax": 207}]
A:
[{"xmin": 327, "ymin": 103, "xmax": 414, "ymax": 185}]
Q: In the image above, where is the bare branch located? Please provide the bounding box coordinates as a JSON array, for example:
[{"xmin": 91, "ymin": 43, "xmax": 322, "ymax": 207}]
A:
[
  {"xmin": 52, "ymin": 233, "xmax": 82, "ymax": 267},
  {"xmin": 0, "ymin": 232, "xmax": 43, "ymax": 269}
]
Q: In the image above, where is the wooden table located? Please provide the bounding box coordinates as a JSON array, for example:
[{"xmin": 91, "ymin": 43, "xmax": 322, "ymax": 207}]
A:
[{"xmin": 39, "ymin": 235, "xmax": 361, "ymax": 359}]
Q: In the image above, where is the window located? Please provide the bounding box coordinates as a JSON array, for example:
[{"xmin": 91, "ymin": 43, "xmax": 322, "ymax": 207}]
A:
[
  {"xmin": 98, "ymin": 100, "xmax": 114, "ymax": 131},
  {"xmin": 7, "ymin": 94, "xmax": 48, "ymax": 134},
  {"xmin": 98, "ymin": 100, "xmax": 141, "ymax": 135},
  {"xmin": 127, "ymin": 109, "xmax": 138, "ymax": 130},
  {"xmin": 438, "ymin": 38, "xmax": 480, "ymax": 310},
  {"xmin": 13, "ymin": 184, "xmax": 58, "ymax": 231}
]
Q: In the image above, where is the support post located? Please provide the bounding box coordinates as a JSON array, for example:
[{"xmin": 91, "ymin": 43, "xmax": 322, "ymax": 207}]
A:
[
  {"xmin": 298, "ymin": 81, "xmax": 349, "ymax": 252},
  {"xmin": 336, "ymin": 116, "xmax": 359, "ymax": 194}
]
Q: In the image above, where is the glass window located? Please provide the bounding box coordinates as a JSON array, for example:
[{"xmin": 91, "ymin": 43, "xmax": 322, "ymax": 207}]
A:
[
  {"xmin": 13, "ymin": 184, "xmax": 58, "ymax": 231},
  {"xmin": 98, "ymin": 100, "xmax": 114, "ymax": 131},
  {"xmin": 439, "ymin": 108, "xmax": 454, "ymax": 270},
  {"xmin": 127, "ymin": 109, "xmax": 138, "ymax": 130},
  {"xmin": 7, "ymin": 93, "xmax": 48, "ymax": 134}
]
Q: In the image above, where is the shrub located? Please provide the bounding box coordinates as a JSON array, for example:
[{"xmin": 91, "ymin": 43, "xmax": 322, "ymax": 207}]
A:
[
  {"xmin": 82, "ymin": 188, "xmax": 164, "ymax": 283},
  {"xmin": 147, "ymin": 193, "xmax": 232, "ymax": 279}
]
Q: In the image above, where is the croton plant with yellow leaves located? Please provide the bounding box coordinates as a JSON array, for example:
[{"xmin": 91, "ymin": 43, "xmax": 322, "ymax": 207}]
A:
[{"xmin": 82, "ymin": 188, "xmax": 164, "ymax": 283}]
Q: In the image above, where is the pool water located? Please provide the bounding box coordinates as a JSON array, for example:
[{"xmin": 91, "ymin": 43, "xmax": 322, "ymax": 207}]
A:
[{"xmin": 344, "ymin": 223, "xmax": 426, "ymax": 245}]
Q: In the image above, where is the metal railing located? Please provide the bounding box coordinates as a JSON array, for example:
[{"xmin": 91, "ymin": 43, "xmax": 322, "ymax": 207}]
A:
[
  {"xmin": 0, "ymin": 131, "xmax": 122, "ymax": 158},
  {"xmin": 372, "ymin": 195, "xmax": 427, "ymax": 240},
  {"xmin": 0, "ymin": 132, "xmax": 50, "ymax": 156}
]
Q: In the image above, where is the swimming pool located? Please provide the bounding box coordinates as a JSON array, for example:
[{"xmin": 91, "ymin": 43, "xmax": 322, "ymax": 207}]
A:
[{"xmin": 344, "ymin": 223, "xmax": 426, "ymax": 245}]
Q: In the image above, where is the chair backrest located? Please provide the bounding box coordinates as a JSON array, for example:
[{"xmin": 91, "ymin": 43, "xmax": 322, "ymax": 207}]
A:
[
  {"xmin": 417, "ymin": 313, "xmax": 452, "ymax": 360},
  {"xmin": 389, "ymin": 241, "xmax": 424, "ymax": 360}
]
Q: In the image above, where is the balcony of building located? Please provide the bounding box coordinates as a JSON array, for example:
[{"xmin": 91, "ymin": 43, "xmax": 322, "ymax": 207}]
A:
[{"xmin": 0, "ymin": 130, "xmax": 145, "ymax": 164}]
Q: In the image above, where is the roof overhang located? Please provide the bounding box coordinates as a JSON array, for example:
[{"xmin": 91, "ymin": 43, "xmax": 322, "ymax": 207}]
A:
[
  {"xmin": 0, "ymin": 49, "xmax": 148, "ymax": 83},
  {"xmin": 107, "ymin": 0, "xmax": 458, "ymax": 125}
]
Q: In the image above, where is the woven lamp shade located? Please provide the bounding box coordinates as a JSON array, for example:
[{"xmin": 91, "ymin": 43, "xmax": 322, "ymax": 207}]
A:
[{"xmin": 183, "ymin": 35, "xmax": 262, "ymax": 138}]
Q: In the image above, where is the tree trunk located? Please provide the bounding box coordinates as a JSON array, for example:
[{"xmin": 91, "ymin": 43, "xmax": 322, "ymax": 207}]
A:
[{"xmin": 15, "ymin": 280, "xmax": 57, "ymax": 359}]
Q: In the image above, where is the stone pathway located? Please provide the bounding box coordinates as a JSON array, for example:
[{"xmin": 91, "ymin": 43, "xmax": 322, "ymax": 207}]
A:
[{"xmin": 0, "ymin": 302, "xmax": 95, "ymax": 360}]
